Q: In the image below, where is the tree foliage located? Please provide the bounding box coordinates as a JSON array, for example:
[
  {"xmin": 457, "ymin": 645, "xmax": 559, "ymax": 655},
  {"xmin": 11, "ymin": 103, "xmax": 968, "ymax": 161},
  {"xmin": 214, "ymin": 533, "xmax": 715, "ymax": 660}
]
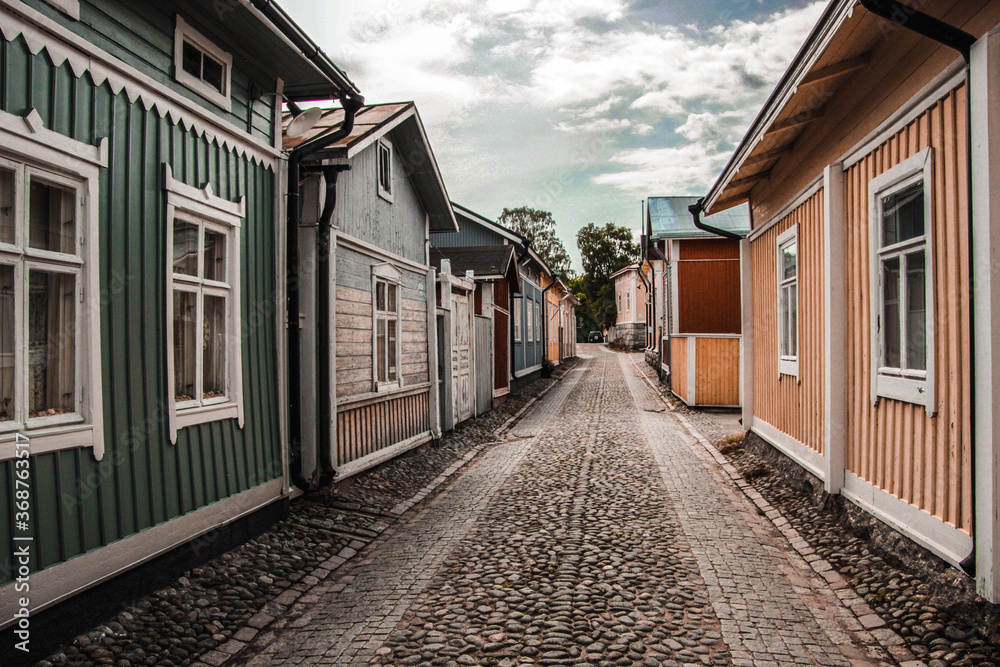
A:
[
  {"xmin": 497, "ymin": 207, "xmax": 571, "ymax": 277},
  {"xmin": 574, "ymin": 222, "xmax": 639, "ymax": 333}
]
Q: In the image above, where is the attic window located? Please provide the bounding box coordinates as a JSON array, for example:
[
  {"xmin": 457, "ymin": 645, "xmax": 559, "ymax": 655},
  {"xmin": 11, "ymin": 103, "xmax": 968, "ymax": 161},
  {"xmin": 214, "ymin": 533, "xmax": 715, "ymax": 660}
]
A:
[
  {"xmin": 377, "ymin": 138, "xmax": 393, "ymax": 203},
  {"xmin": 174, "ymin": 16, "xmax": 232, "ymax": 110}
]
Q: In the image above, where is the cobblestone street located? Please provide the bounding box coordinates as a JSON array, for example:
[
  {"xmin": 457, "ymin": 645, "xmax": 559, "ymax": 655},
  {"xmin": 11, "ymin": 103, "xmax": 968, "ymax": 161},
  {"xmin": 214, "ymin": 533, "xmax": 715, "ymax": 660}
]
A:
[{"xmin": 232, "ymin": 347, "xmax": 897, "ymax": 667}]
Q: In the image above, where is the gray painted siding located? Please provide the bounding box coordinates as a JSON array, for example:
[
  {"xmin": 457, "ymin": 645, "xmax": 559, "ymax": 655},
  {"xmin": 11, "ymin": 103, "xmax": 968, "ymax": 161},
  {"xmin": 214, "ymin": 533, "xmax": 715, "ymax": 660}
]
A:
[
  {"xmin": 335, "ymin": 245, "xmax": 428, "ymax": 398},
  {"xmin": 332, "ymin": 137, "xmax": 427, "ymax": 265},
  {"xmin": 22, "ymin": 0, "xmax": 276, "ymax": 144},
  {"xmin": 513, "ymin": 280, "xmax": 543, "ymax": 373},
  {"xmin": 431, "ymin": 213, "xmax": 511, "ymax": 248}
]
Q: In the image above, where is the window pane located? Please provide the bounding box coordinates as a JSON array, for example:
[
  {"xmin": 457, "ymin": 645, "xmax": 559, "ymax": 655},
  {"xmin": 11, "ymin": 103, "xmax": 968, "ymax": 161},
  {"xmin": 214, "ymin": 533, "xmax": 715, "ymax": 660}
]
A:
[
  {"xmin": 376, "ymin": 280, "xmax": 386, "ymax": 312},
  {"xmin": 388, "ymin": 319, "xmax": 397, "ymax": 381},
  {"xmin": 182, "ymin": 41, "xmax": 202, "ymax": 79},
  {"xmin": 882, "ymin": 184, "xmax": 924, "ymax": 247},
  {"xmin": 376, "ymin": 318, "xmax": 386, "ymax": 383},
  {"xmin": 28, "ymin": 270, "xmax": 76, "ymax": 418},
  {"xmin": 387, "ymin": 283, "xmax": 397, "ymax": 313},
  {"xmin": 173, "ymin": 220, "xmax": 199, "ymax": 276},
  {"xmin": 202, "ymin": 54, "xmax": 224, "ymax": 93},
  {"xmin": 882, "ymin": 257, "xmax": 901, "ymax": 368},
  {"xmin": 0, "ymin": 265, "xmax": 13, "ymax": 421},
  {"xmin": 29, "ymin": 177, "xmax": 76, "ymax": 254},
  {"xmin": 0, "ymin": 167, "xmax": 14, "ymax": 245},
  {"xmin": 779, "ymin": 286, "xmax": 789, "ymax": 357},
  {"xmin": 789, "ymin": 283, "xmax": 797, "ymax": 357},
  {"xmin": 173, "ymin": 290, "xmax": 197, "ymax": 402},
  {"xmin": 204, "ymin": 229, "xmax": 226, "ymax": 282},
  {"xmin": 203, "ymin": 295, "xmax": 226, "ymax": 399},
  {"xmin": 782, "ymin": 242, "xmax": 797, "ymax": 280},
  {"xmin": 906, "ymin": 252, "xmax": 927, "ymax": 371}
]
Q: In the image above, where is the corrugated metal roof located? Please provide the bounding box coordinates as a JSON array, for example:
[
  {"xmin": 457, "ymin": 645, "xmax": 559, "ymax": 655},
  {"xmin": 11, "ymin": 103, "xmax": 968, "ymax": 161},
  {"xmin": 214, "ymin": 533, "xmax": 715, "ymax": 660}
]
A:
[
  {"xmin": 430, "ymin": 246, "xmax": 521, "ymax": 292},
  {"xmin": 648, "ymin": 197, "xmax": 750, "ymax": 240}
]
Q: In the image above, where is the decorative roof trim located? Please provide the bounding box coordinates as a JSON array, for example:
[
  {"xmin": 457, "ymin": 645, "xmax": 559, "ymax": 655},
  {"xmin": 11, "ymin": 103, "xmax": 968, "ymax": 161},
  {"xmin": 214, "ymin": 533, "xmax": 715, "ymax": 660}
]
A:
[{"xmin": 0, "ymin": 0, "xmax": 280, "ymax": 167}]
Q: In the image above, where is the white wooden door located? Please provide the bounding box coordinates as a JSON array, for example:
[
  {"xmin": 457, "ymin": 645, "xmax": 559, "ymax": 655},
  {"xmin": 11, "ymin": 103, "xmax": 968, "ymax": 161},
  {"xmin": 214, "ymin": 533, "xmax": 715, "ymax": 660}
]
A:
[{"xmin": 452, "ymin": 291, "xmax": 474, "ymax": 423}]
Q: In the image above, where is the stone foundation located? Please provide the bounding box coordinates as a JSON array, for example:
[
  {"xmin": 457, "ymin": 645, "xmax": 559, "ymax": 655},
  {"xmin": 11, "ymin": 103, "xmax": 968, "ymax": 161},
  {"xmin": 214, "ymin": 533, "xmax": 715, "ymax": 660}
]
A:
[{"xmin": 608, "ymin": 322, "xmax": 645, "ymax": 349}]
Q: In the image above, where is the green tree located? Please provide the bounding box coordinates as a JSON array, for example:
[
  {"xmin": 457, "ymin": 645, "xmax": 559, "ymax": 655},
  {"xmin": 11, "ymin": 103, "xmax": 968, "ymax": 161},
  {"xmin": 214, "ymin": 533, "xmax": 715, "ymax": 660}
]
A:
[
  {"xmin": 575, "ymin": 222, "xmax": 639, "ymax": 331},
  {"xmin": 498, "ymin": 207, "xmax": 571, "ymax": 277}
]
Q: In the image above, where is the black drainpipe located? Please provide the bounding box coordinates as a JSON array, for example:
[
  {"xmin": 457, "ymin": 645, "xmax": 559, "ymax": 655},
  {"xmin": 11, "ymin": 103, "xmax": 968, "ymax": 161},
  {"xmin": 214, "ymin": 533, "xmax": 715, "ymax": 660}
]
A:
[
  {"xmin": 288, "ymin": 95, "xmax": 364, "ymax": 491},
  {"xmin": 311, "ymin": 165, "xmax": 350, "ymax": 487},
  {"xmin": 860, "ymin": 0, "xmax": 978, "ymax": 578},
  {"xmin": 688, "ymin": 199, "xmax": 745, "ymax": 241}
]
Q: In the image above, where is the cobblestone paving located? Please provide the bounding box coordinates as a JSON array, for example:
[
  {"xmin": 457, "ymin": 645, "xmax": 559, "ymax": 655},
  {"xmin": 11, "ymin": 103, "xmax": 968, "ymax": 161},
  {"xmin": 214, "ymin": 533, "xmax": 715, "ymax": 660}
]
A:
[
  {"xmin": 235, "ymin": 346, "xmax": 896, "ymax": 666},
  {"xmin": 620, "ymin": 354, "xmax": 890, "ymax": 667}
]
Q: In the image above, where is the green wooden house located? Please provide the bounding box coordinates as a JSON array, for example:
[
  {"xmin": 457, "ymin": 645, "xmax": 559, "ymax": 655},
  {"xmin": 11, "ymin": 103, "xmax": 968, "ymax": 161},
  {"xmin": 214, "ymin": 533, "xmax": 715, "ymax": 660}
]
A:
[{"xmin": 0, "ymin": 0, "xmax": 359, "ymax": 653}]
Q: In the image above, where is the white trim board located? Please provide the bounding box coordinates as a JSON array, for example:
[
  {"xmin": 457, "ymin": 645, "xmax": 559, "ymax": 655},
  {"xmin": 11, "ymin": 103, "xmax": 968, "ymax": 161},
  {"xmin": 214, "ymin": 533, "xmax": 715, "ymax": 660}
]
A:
[
  {"xmin": 335, "ymin": 431, "xmax": 433, "ymax": 481},
  {"xmin": 751, "ymin": 417, "xmax": 826, "ymax": 482},
  {"xmin": 0, "ymin": 480, "xmax": 285, "ymax": 629},
  {"xmin": 338, "ymin": 233, "xmax": 429, "ymax": 275},
  {"xmin": 747, "ymin": 177, "xmax": 823, "ymax": 243},
  {"xmin": 842, "ymin": 472, "xmax": 972, "ymax": 569}
]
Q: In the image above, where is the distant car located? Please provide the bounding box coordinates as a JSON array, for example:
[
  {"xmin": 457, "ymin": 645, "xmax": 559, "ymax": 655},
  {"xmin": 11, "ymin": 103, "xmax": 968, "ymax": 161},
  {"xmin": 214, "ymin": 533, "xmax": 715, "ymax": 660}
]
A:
[{"xmin": 587, "ymin": 331, "xmax": 603, "ymax": 343}]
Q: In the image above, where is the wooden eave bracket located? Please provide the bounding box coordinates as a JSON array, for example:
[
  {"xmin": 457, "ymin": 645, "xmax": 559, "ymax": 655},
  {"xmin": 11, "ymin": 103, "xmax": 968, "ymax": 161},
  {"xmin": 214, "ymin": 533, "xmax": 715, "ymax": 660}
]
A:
[
  {"xmin": 741, "ymin": 146, "xmax": 793, "ymax": 169},
  {"xmin": 764, "ymin": 107, "xmax": 826, "ymax": 136},
  {"xmin": 798, "ymin": 53, "xmax": 871, "ymax": 88}
]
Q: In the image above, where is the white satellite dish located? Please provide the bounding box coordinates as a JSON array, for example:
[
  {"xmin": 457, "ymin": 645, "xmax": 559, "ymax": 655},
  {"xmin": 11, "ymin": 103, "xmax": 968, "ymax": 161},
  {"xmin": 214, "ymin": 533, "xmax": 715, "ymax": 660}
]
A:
[{"xmin": 286, "ymin": 107, "xmax": 323, "ymax": 138}]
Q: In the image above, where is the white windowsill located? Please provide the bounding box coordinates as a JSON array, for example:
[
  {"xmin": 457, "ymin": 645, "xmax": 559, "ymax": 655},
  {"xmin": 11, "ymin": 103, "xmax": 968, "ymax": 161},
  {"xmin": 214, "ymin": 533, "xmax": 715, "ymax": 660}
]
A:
[
  {"xmin": 0, "ymin": 423, "xmax": 96, "ymax": 461},
  {"xmin": 176, "ymin": 402, "xmax": 239, "ymax": 431}
]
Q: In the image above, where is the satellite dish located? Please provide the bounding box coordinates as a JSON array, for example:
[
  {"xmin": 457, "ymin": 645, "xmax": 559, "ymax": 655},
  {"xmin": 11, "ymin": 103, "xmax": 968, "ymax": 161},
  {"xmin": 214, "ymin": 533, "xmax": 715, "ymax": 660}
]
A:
[{"xmin": 286, "ymin": 107, "xmax": 323, "ymax": 138}]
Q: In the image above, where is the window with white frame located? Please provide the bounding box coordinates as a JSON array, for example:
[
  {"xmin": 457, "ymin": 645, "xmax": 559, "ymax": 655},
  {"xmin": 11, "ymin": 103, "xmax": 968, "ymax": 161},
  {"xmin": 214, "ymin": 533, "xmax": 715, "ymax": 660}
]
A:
[
  {"xmin": 626, "ymin": 290, "xmax": 630, "ymax": 313},
  {"xmin": 174, "ymin": 16, "xmax": 232, "ymax": 109},
  {"xmin": 526, "ymin": 297, "xmax": 534, "ymax": 342},
  {"xmin": 777, "ymin": 224, "xmax": 799, "ymax": 378},
  {"xmin": 377, "ymin": 138, "xmax": 393, "ymax": 203},
  {"xmin": 165, "ymin": 165, "xmax": 244, "ymax": 443},
  {"xmin": 869, "ymin": 148, "xmax": 935, "ymax": 412},
  {"xmin": 373, "ymin": 263, "xmax": 403, "ymax": 389},
  {"xmin": 513, "ymin": 297, "xmax": 522, "ymax": 342},
  {"xmin": 535, "ymin": 302, "xmax": 541, "ymax": 342},
  {"xmin": 0, "ymin": 112, "xmax": 105, "ymax": 461}
]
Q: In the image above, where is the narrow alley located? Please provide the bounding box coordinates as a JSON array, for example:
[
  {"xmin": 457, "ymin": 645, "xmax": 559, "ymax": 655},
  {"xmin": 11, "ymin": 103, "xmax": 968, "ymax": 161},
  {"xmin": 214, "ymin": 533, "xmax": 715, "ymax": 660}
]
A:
[{"xmin": 232, "ymin": 347, "xmax": 891, "ymax": 667}]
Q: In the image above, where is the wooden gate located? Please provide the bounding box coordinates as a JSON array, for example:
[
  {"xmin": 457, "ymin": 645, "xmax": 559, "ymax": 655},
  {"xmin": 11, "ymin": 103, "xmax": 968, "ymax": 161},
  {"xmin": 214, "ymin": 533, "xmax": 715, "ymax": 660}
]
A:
[
  {"xmin": 452, "ymin": 290, "xmax": 474, "ymax": 423},
  {"xmin": 475, "ymin": 315, "xmax": 493, "ymax": 416}
]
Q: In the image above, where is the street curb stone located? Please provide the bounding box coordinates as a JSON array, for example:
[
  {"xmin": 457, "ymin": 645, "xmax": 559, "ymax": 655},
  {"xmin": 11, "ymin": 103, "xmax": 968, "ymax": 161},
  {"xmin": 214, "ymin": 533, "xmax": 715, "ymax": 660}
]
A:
[{"xmin": 632, "ymin": 358, "xmax": 924, "ymax": 667}]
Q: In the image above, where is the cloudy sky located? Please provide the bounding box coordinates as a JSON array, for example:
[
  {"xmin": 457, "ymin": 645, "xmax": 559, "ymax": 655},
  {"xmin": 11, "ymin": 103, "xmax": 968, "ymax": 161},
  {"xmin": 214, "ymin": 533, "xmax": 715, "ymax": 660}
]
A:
[{"xmin": 281, "ymin": 0, "xmax": 825, "ymax": 271}]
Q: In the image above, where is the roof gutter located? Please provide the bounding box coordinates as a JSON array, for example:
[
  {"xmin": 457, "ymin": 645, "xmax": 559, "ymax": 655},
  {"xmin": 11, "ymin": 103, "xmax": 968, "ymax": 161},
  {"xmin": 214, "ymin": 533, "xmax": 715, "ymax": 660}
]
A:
[
  {"xmin": 859, "ymin": 0, "xmax": 977, "ymax": 578},
  {"xmin": 248, "ymin": 0, "xmax": 361, "ymax": 97},
  {"xmin": 287, "ymin": 94, "xmax": 365, "ymax": 492},
  {"xmin": 688, "ymin": 199, "xmax": 745, "ymax": 241}
]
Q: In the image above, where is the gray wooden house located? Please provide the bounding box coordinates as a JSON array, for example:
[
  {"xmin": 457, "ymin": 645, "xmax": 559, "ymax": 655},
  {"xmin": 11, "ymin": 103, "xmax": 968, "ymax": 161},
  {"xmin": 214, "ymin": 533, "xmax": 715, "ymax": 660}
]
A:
[
  {"xmin": 0, "ymin": 0, "xmax": 360, "ymax": 656},
  {"xmin": 284, "ymin": 102, "xmax": 457, "ymax": 483}
]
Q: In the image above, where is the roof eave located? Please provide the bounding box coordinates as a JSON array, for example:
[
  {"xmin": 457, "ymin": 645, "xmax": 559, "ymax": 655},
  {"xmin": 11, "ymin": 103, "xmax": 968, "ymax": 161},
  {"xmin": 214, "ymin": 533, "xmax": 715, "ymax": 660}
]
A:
[{"xmin": 702, "ymin": 0, "xmax": 856, "ymax": 214}]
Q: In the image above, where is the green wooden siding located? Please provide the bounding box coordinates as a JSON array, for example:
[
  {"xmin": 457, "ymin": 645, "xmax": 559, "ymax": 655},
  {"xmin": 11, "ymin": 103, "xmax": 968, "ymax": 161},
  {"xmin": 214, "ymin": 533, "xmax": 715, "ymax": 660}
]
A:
[
  {"xmin": 0, "ymin": 31, "xmax": 282, "ymax": 584},
  {"xmin": 20, "ymin": 0, "xmax": 276, "ymax": 146}
]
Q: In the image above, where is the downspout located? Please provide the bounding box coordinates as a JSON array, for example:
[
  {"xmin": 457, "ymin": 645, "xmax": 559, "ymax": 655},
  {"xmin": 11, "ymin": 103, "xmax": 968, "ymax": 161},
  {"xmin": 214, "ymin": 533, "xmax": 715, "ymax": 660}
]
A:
[
  {"xmin": 859, "ymin": 0, "xmax": 978, "ymax": 578},
  {"xmin": 287, "ymin": 94, "xmax": 364, "ymax": 491},
  {"xmin": 688, "ymin": 199, "xmax": 745, "ymax": 241},
  {"xmin": 312, "ymin": 165, "xmax": 350, "ymax": 487}
]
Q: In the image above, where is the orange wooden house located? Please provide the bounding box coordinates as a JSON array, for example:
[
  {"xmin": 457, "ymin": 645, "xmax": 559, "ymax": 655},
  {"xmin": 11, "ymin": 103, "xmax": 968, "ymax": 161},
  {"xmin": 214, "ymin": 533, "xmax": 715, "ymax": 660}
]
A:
[
  {"xmin": 646, "ymin": 197, "xmax": 749, "ymax": 407},
  {"xmin": 695, "ymin": 0, "xmax": 1000, "ymax": 602}
]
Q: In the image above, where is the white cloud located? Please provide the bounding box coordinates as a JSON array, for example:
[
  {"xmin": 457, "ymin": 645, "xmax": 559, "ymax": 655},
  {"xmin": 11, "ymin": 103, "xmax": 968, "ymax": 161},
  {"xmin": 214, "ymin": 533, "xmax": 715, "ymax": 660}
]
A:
[
  {"xmin": 554, "ymin": 117, "xmax": 632, "ymax": 133},
  {"xmin": 592, "ymin": 145, "xmax": 733, "ymax": 196}
]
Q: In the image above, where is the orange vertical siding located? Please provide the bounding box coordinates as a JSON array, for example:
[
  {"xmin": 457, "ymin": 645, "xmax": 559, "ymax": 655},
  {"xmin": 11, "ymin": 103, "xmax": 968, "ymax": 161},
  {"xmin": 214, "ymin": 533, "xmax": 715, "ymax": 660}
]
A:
[
  {"xmin": 844, "ymin": 85, "xmax": 971, "ymax": 534},
  {"xmin": 751, "ymin": 189, "xmax": 826, "ymax": 455},
  {"xmin": 671, "ymin": 336, "xmax": 688, "ymax": 403},
  {"xmin": 695, "ymin": 337, "xmax": 740, "ymax": 406}
]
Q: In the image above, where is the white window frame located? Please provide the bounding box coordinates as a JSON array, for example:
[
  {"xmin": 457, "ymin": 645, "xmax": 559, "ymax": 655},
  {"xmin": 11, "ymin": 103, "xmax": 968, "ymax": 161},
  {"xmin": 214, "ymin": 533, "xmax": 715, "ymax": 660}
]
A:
[
  {"xmin": 526, "ymin": 296, "xmax": 534, "ymax": 343},
  {"xmin": 174, "ymin": 16, "xmax": 232, "ymax": 111},
  {"xmin": 535, "ymin": 302, "xmax": 541, "ymax": 343},
  {"xmin": 868, "ymin": 147, "xmax": 935, "ymax": 413},
  {"xmin": 777, "ymin": 224, "xmax": 799, "ymax": 378},
  {"xmin": 377, "ymin": 138, "xmax": 394, "ymax": 203},
  {"xmin": 0, "ymin": 108, "xmax": 107, "ymax": 462},
  {"xmin": 513, "ymin": 296, "xmax": 522, "ymax": 342},
  {"xmin": 164, "ymin": 165, "xmax": 245, "ymax": 444},
  {"xmin": 372, "ymin": 263, "xmax": 404, "ymax": 391}
]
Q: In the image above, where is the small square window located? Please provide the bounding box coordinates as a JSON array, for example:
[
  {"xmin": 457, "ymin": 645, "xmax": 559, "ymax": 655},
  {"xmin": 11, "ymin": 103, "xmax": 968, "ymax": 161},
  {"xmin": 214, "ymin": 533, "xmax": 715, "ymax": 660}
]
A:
[{"xmin": 174, "ymin": 16, "xmax": 232, "ymax": 109}]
